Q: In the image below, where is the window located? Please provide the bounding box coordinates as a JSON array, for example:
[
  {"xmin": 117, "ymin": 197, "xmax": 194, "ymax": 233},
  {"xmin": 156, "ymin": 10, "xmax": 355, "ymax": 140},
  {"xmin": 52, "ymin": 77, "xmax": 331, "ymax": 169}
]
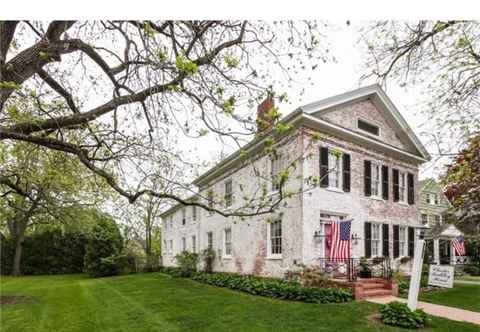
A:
[
  {"xmin": 328, "ymin": 151, "xmax": 341, "ymax": 188},
  {"xmin": 268, "ymin": 220, "xmax": 282, "ymax": 257},
  {"xmin": 225, "ymin": 179, "xmax": 233, "ymax": 207},
  {"xmin": 427, "ymin": 193, "xmax": 438, "ymax": 205},
  {"xmin": 207, "ymin": 231, "xmax": 213, "ymax": 249},
  {"xmin": 169, "ymin": 216, "xmax": 173, "ymax": 229},
  {"xmin": 358, "ymin": 119, "xmax": 380, "ymax": 136},
  {"xmin": 169, "ymin": 240, "xmax": 173, "ymax": 254},
  {"xmin": 192, "ymin": 235, "xmax": 196, "ymax": 253},
  {"xmin": 271, "ymin": 154, "xmax": 282, "ymax": 191},
  {"xmin": 182, "ymin": 237, "xmax": 186, "ymax": 252},
  {"xmin": 207, "ymin": 190, "xmax": 214, "ymax": 215},
  {"xmin": 399, "ymin": 226, "xmax": 406, "ymax": 256},
  {"xmin": 399, "ymin": 172, "xmax": 407, "ymax": 202},
  {"xmin": 181, "ymin": 208, "xmax": 186, "ymax": 226},
  {"xmin": 421, "ymin": 214, "xmax": 428, "ymax": 225},
  {"xmin": 163, "ymin": 240, "xmax": 167, "ymax": 253},
  {"xmin": 371, "ymin": 163, "xmax": 381, "ymax": 197},
  {"xmin": 224, "ymin": 228, "xmax": 232, "ymax": 257},
  {"xmin": 372, "ymin": 224, "xmax": 381, "ymax": 256},
  {"xmin": 434, "ymin": 215, "xmax": 441, "ymax": 224},
  {"xmin": 192, "ymin": 206, "xmax": 197, "ymax": 221}
]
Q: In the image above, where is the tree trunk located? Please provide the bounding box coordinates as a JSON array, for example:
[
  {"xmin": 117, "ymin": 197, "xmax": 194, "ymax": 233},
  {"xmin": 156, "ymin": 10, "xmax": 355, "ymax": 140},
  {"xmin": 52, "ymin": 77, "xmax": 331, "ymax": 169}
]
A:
[{"xmin": 12, "ymin": 233, "xmax": 25, "ymax": 276}]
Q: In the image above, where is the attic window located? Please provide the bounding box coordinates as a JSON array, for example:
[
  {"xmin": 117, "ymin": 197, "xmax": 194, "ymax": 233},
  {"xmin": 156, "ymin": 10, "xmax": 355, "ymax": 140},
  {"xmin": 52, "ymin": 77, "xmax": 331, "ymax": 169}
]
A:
[{"xmin": 358, "ymin": 119, "xmax": 380, "ymax": 136}]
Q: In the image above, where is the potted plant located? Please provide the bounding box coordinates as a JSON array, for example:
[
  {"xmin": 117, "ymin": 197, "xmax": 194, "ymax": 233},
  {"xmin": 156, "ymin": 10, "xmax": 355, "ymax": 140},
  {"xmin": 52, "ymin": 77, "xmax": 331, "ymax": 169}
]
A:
[{"xmin": 359, "ymin": 257, "xmax": 372, "ymax": 278}]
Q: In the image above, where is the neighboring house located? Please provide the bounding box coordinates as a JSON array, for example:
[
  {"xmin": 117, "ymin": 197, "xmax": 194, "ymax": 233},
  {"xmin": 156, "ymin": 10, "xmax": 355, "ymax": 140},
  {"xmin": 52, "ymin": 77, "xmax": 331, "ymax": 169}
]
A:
[
  {"xmin": 161, "ymin": 84, "xmax": 431, "ymax": 278},
  {"xmin": 420, "ymin": 179, "xmax": 466, "ymax": 265}
]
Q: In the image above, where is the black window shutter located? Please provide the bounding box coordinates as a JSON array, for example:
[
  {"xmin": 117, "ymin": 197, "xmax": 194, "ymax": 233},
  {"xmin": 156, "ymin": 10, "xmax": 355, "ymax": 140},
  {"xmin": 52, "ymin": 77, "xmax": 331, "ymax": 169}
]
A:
[
  {"xmin": 407, "ymin": 173, "xmax": 415, "ymax": 205},
  {"xmin": 342, "ymin": 153, "xmax": 351, "ymax": 192},
  {"xmin": 382, "ymin": 224, "xmax": 389, "ymax": 257},
  {"xmin": 364, "ymin": 222, "xmax": 372, "ymax": 258},
  {"xmin": 393, "ymin": 225, "xmax": 400, "ymax": 258},
  {"xmin": 319, "ymin": 147, "xmax": 329, "ymax": 188},
  {"xmin": 364, "ymin": 160, "xmax": 371, "ymax": 197},
  {"xmin": 381, "ymin": 165, "xmax": 389, "ymax": 200},
  {"xmin": 408, "ymin": 227, "xmax": 415, "ymax": 257},
  {"xmin": 392, "ymin": 169, "xmax": 399, "ymax": 202}
]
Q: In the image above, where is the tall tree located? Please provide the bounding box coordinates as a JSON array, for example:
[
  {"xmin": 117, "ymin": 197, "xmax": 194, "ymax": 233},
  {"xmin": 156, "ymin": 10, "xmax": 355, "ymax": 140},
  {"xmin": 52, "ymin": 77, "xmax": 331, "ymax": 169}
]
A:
[
  {"xmin": 362, "ymin": 21, "xmax": 480, "ymax": 154},
  {"xmin": 0, "ymin": 141, "xmax": 106, "ymax": 275},
  {"xmin": 0, "ymin": 21, "xmax": 329, "ymax": 216}
]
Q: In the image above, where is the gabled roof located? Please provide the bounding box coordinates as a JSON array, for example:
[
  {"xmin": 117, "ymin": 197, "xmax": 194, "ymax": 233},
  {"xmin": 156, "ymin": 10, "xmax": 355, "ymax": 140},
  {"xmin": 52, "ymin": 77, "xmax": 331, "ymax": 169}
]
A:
[
  {"xmin": 299, "ymin": 84, "xmax": 430, "ymax": 160},
  {"xmin": 192, "ymin": 85, "xmax": 430, "ymax": 188}
]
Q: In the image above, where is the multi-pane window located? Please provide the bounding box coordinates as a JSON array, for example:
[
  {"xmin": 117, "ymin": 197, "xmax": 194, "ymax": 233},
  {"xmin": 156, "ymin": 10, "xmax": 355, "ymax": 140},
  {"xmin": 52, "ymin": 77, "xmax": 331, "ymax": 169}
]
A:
[
  {"xmin": 191, "ymin": 235, "xmax": 196, "ymax": 253},
  {"xmin": 358, "ymin": 119, "xmax": 380, "ymax": 136},
  {"xmin": 371, "ymin": 163, "xmax": 381, "ymax": 197},
  {"xmin": 182, "ymin": 237, "xmax": 186, "ymax": 252},
  {"xmin": 271, "ymin": 155, "xmax": 282, "ymax": 191},
  {"xmin": 163, "ymin": 240, "xmax": 167, "ymax": 253},
  {"xmin": 372, "ymin": 223, "xmax": 381, "ymax": 256},
  {"xmin": 181, "ymin": 208, "xmax": 186, "ymax": 226},
  {"xmin": 421, "ymin": 214, "xmax": 428, "ymax": 225},
  {"xmin": 399, "ymin": 226, "xmax": 406, "ymax": 256},
  {"xmin": 434, "ymin": 215, "xmax": 441, "ymax": 224},
  {"xmin": 169, "ymin": 216, "xmax": 173, "ymax": 229},
  {"xmin": 207, "ymin": 232, "xmax": 213, "ymax": 249},
  {"xmin": 269, "ymin": 220, "xmax": 282, "ymax": 256},
  {"xmin": 224, "ymin": 228, "xmax": 232, "ymax": 256},
  {"xmin": 225, "ymin": 179, "xmax": 233, "ymax": 207},
  {"xmin": 169, "ymin": 240, "xmax": 173, "ymax": 254},
  {"xmin": 192, "ymin": 206, "xmax": 197, "ymax": 221},
  {"xmin": 399, "ymin": 172, "xmax": 407, "ymax": 202},
  {"xmin": 328, "ymin": 152, "xmax": 341, "ymax": 188},
  {"xmin": 427, "ymin": 193, "xmax": 438, "ymax": 205}
]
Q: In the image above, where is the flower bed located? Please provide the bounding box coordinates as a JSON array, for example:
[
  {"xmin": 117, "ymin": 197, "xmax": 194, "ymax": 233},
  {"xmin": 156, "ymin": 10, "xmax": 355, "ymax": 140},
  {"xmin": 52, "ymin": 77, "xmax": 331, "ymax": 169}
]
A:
[{"xmin": 159, "ymin": 267, "xmax": 353, "ymax": 304}]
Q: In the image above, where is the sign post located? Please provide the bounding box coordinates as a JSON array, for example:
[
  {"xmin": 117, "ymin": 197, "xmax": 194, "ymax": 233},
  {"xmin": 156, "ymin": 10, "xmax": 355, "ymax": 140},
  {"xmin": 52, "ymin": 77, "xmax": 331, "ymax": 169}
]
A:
[{"xmin": 407, "ymin": 239, "xmax": 425, "ymax": 310}]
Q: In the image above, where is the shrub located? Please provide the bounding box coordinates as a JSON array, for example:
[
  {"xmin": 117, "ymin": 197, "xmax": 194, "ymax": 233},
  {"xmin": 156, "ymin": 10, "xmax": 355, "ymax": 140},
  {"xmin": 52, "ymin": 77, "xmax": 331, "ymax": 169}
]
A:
[
  {"xmin": 399, "ymin": 256, "xmax": 411, "ymax": 264},
  {"xmin": 201, "ymin": 248, "xmax": 215, "ymax": 273},
  {"xmin": 380, "ymin": 301, "xmax": 428, "ymax": 329},
  {"xmin": 84, "ymin": 217, "xmax": 124, "ymax": 277},
  {"xmin": 463, "ymin": 264, "xmax": 480, "ymax": 276},
  {"xmin": 191, "ymin": 272, "xmax": 353, "ymax": 303},
  {"xmin": 174, "ymin": 251, "xmax": 199, "ymax": 277}
]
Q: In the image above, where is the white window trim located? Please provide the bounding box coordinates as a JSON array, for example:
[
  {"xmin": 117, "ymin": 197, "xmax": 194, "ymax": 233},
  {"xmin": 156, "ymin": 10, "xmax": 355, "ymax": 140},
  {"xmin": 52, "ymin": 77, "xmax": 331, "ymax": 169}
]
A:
[
  {"xmin": 206, "ymin": 231, "xmax": 213, "ymax": 250},
  {"xmin": 370, "ymin": 162, "xmax": 383, "ymax": 199},
  {"xmin": 267, "ymin": 220, "xmax": 283, "ymax": 259},
  {"xmin": 181, "ymin": 237, "xmax": 186, "ymax": 252},
  {"xmin": 224, "ymin": 179, "xmax": 233, "ymax": 207},
  {"xmin": 191, "ymin": 235, "xmax": 196, "ymax": 253},
  {"xmin": 371, "ymin": 223, "xmax": 382, "ymax": 257},
  {"xmin": 223, "ymin": 228, "xmax": 232, "ymax": 259},
  {"xmin": 399, "ymin": 226, "xmax": 407, "ymax": 257},
  {"xmin": 398, "ymin": 171, "xmax": 407, "ymax": 204},
  {"xmin": 181, "ymin": 208, "xmax": 186, "ymax": 226},
  {"xmin": 356, "ymin": 117, "xmax": 382, "ymax": 138},
  {"xmin": 270, "ymin": 154, "xmax": 282, "ymax": 193},
  {"xmin": 192, "ymin": 206, "xmax": 197, "ymax": 221},
  {"xmin": 327, "ymin": 151, "xmax": 342, "ymax": 191}
]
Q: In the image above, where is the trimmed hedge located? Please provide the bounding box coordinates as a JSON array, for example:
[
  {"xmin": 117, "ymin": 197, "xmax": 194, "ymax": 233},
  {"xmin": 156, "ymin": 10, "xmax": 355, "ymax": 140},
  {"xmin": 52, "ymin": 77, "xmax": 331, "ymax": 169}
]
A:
[{"xmin": 160, "ymin": 267, "xmax": 352, "ymax": 303}]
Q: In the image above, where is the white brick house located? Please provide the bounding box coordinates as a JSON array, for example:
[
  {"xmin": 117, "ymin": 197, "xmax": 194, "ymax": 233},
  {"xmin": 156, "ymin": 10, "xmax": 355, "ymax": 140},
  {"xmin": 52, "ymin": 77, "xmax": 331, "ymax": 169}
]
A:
[{"xmin": 161, "ymin": 85, "xmax": 430, "ymax": 278}]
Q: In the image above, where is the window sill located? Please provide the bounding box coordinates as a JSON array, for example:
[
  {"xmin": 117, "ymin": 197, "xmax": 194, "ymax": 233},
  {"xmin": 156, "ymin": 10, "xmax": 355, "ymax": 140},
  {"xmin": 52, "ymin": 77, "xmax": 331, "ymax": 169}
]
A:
[
  {"xmin": 222, "ymin": 255, "xmax": 232, "ymax": 260},
  {"xmin": 398, "ymin": 201, "xmax": 409, "ymax": 206},
  {"xmin": 266, "ymin": 255, "xmax": 283, "ymax": 260},
  {"xmin": 369, "ymin": 196, "xmax": 385, "ymax": 202},
  {"xmin": 325, "ymin": 187, "xmax": 344, "ymax": 193}
]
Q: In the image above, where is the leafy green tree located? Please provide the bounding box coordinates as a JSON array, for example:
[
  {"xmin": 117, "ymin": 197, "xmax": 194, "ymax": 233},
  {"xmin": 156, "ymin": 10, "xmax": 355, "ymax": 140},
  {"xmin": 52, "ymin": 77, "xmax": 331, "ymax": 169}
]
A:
[
  {"xmin": 0, "ymin": 141, "xmax": 107, "ymax": 276},
  {"xmin": 362, "ymin": 21, "xmax": 480, "ymax": 152},
  {"xmin": 0, "ymin": 21, "xmax": 329, "ymax": 218},
  {"xmin": 84, "ymin": 215, "xmax": 124, "ymax": 277}
]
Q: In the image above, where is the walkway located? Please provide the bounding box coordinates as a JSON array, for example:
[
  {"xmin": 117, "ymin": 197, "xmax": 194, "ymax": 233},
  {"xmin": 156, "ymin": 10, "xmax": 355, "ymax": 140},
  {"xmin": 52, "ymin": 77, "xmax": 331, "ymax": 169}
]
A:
[
  {"xmin": 455, "ymin": 280, "xmax": 480, "ymax": 285},
  {"xmin": 366, "ymin": 296, "xmax": 480, "ymax": 326}
]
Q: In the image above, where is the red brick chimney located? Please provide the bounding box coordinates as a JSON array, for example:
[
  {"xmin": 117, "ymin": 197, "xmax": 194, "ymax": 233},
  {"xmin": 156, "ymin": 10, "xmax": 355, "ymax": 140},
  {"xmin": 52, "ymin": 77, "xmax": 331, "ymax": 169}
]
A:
[{"xmin": 256, "ymin": 97, "xmax": 274, "ymax": 134}]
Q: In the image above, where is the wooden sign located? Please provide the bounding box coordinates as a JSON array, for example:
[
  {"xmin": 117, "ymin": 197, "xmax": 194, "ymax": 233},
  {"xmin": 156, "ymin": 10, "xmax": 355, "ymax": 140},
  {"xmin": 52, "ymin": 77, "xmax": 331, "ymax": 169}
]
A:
[{"xmin": 428, "ymin": 265, "xmax": 454, "ymax": 288}]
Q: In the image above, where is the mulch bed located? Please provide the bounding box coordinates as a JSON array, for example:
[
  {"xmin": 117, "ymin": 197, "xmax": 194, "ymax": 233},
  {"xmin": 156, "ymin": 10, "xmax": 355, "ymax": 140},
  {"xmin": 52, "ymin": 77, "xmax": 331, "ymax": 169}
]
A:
[{"xmin": 0, "ymin": 295, "xmax": 36, "ymax": 306}]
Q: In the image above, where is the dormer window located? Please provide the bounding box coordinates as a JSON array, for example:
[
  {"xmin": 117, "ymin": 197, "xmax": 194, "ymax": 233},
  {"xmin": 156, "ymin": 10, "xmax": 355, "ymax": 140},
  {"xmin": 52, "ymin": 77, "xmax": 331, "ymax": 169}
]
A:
[{"xmin": 358, "ymin": 118, "xmax": 380, "ymax": 136}]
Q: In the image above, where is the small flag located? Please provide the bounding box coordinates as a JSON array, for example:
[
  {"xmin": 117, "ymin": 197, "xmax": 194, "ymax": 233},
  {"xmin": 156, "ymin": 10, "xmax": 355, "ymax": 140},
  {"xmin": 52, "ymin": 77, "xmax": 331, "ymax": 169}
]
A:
[
  {"xmin": 452, "ymin": 235, "xmax": 466, "ymax": 256},
  {"xmin": 329, "ymin": 220, "xmax": 352, "ymax": 261}
]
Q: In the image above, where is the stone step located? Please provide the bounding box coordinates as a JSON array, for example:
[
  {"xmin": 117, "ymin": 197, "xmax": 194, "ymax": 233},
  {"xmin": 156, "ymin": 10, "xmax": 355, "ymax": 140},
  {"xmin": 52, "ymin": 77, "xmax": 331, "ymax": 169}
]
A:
[
  {"xmin": 363, "ymin": 289, "xmax": 393, "ymax": 298},
  {"xmin": 358, "ymin": 278, "xmax": 385, "ymax": 283},
  {"xmin": 362, "ymin": 282, "xmax": 386, "ymax": 290}
]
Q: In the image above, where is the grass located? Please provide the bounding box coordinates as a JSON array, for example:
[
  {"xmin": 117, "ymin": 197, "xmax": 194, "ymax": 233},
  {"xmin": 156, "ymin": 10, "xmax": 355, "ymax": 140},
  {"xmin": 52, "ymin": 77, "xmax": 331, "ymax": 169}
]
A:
[
  {"xmin": 1, "ymin": 273, "xmax": 479, "ymax": 332},
  {"xmin": 419, "ymin": 283, "xmax": 480, "ymax": 312},
  {"xmin": 457, "ymin": 276, "xmax": 480, "ymax": 282}
]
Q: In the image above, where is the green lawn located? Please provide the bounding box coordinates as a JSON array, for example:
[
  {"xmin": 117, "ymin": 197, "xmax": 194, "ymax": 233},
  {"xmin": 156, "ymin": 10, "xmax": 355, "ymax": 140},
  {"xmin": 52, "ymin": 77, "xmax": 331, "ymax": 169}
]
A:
[
  {"xmin": 419, "ymin": 283, "xmax": 480, "ymax": 312},
  {"xmin": 458, "ymin": 276, "xmax": 480, "ymax": 282},
  {"xmin": 1, "ymin": 273, "xmax": 479, "ymax": 332}
]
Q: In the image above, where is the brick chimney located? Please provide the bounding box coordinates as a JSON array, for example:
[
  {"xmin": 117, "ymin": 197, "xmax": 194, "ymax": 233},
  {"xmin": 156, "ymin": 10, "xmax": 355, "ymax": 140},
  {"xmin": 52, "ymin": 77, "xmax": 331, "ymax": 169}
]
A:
[{"xmin": 256, "ymin": 97, "xmax": 274, "ymax": 134}]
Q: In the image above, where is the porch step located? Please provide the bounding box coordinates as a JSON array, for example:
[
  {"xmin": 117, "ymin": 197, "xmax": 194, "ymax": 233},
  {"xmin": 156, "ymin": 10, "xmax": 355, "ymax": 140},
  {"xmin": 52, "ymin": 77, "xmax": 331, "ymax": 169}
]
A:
[
  {"xmin": 363, "ymin": 282, "xmax": 385, "ymax": 290},
  {"xmin": 358, "ymin": 278, "xmax": 385, "ymax": 283},
  {"xmin": 363, "ymin": 289, "xmax": 393, "ymax": 298}
]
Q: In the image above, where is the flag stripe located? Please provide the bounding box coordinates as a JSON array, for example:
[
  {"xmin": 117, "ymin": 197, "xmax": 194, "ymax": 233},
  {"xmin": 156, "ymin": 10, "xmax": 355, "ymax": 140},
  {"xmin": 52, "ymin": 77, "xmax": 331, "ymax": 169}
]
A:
[
  {"xmin": 329, "ymin": 220, "xmax": 351, "ymax": 261},
  {"xmin": 452, "ymin": 236, "xmax": 466, "ymax": 256}
]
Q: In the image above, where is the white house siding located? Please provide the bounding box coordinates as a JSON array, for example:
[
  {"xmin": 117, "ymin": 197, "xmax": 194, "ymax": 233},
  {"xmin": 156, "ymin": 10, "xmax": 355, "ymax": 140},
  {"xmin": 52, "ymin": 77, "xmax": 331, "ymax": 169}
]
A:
[
  {"xmin": 301, "ymin": 125, "xmax": 421, "ymax": 267},
  {"xmin": 162, "ymin": 132, "xmax": 305, "ymax": 277}
]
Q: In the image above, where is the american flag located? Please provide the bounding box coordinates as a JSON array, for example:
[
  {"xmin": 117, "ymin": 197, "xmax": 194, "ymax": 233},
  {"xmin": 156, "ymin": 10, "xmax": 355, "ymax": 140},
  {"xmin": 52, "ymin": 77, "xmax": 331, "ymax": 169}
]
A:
[
  {"xmin": 452, "ymin": 235, "xmax": 466, "ymax": 256},
  {"xmin": 329, "ymin": 220, "xmax": 352, "ymax": 261}
]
